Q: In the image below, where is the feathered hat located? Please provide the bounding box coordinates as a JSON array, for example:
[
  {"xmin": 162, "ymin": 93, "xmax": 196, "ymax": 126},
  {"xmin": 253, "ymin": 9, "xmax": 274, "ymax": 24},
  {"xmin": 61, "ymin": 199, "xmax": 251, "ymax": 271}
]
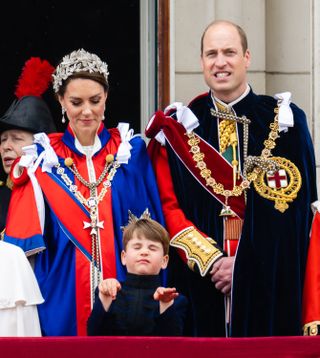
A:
[{"xmin": 0, "ymin": 57, "xmax": 56, "ymax": 134}]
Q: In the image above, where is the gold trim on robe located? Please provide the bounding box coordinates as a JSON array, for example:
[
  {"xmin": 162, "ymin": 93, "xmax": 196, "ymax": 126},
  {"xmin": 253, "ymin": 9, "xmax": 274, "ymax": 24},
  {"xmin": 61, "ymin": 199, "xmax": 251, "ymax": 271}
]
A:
[{"xmin": 171, "ymin": 227, "xmax": 223, "ymax": 276}]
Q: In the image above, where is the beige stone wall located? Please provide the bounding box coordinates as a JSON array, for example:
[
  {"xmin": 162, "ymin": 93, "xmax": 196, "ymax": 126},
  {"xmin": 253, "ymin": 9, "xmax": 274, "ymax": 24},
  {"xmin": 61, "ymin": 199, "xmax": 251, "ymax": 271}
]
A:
[
  {"xmin": 266, "ymin": 0, "xmax": 311, "ymax": 120},
  {"xmin": 173, "ymin": 0, "xmax": 266, "ymax": 102},
  {"xmin": 172, "ymin": 0, "xmax": 319, "ymax": 196}
]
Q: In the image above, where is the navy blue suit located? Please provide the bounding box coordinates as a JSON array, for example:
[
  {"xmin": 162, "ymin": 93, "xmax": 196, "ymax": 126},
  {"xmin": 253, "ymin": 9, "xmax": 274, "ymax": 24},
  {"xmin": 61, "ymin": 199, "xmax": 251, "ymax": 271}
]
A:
[{"xmin": 87, "ymin": 273, "xmax": 187, "ymax": 336}]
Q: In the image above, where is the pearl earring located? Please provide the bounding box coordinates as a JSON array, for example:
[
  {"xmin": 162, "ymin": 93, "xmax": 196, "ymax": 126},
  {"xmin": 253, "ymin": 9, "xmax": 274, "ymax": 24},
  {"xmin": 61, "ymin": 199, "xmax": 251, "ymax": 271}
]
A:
[{"xmin": 62, "ymin": 108, "xmax": 66, "ymax": 124}]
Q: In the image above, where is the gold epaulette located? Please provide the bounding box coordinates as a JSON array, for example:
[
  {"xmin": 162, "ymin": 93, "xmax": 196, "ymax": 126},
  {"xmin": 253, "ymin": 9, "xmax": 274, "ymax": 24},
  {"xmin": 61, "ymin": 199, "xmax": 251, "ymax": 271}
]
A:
[
  {"xmin": 170, "ymin": 227, "xmax": 223, "ymax": 276},
  {"xmin": 302, "ymin": 321, "xmax": 320, "ymax": 336},
  {"xmin": 0, "ymin": 229, "xmax": 5, "ymax": 241}
]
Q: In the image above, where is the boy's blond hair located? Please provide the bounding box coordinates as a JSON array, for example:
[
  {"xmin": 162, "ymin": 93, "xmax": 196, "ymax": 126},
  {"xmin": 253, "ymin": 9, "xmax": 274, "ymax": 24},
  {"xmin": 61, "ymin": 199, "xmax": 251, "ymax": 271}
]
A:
[{"xmin": 122, "ymin": 218, "xmax": 170, "ymax": 255}]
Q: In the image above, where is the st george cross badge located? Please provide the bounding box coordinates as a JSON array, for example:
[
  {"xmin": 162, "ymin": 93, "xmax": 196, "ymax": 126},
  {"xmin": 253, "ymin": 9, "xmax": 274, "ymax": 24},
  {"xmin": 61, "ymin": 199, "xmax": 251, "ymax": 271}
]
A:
[
  {"xmin": 253, "ymin": 156, "xmax": 302, "ymax": 213},
  {"xmin": 266, "ymin": 169, "xmax": 288, "ymax": 189}
]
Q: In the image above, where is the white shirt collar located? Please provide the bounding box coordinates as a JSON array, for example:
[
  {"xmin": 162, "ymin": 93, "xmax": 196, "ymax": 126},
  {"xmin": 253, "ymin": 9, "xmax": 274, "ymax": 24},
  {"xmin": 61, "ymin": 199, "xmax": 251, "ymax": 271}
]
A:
[
  {"xmin": 75, "ymin": 135, "xmax": 102, "ymax": 157},
  {"xmin": 211, "ymin": 84, "xmax": 250, "ymax": 108}
]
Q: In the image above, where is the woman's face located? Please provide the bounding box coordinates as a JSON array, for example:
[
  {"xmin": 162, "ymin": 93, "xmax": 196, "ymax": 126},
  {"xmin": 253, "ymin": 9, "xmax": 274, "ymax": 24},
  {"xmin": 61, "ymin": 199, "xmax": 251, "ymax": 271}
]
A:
[
  {"xmin": 0, "ymin": 129, "xmax": 34, "ymax": 174},
  {"xmin": 59, "ymin": 78, "xmax": 107, "ymax": 146}
]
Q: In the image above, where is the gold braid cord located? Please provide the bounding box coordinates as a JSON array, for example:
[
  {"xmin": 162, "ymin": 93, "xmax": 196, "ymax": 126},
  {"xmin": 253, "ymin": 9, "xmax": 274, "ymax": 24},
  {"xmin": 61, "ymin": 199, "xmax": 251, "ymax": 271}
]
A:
[
  {"xmin": 303, "ymin": 321, "xmax": 320, "ymax": 336},
  {"xmin": 170, "ymin": 227, "xmax": 223, "ymax": 276}
]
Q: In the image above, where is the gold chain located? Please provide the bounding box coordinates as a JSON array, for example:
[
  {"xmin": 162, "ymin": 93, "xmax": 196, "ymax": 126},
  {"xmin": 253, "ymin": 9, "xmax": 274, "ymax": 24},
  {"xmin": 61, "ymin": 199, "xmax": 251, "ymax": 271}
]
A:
[
  {"xmin": 187, "ymin": 133, "xmax": 250, "ymax": 200},
  {"xmin": 187, "ymin": 108, "xmax": 281, "ymax": 201}
]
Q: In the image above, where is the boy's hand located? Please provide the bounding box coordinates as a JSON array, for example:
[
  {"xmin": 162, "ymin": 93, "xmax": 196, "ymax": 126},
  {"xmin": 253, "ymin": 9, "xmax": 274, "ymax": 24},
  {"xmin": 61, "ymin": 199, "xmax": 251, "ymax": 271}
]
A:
[
  {"xmin": 98, "ymin": 278, "xmax": 121, "ymax": 311},
  {"xmin": 153, "ymin": 287, "xmax": 179, "ymax": 303},
  {"xmin": 99, "ymin": 278, "xmax": 121, "ymax": 299},
  {"xmin": 154, "ymin": 287, "xmax": 179, "ymax": 314}
]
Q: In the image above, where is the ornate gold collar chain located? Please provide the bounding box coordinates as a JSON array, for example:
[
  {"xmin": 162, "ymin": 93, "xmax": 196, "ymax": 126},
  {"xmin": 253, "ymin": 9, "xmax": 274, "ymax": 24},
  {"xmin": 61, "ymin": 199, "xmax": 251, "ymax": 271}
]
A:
[
  {"xmin": 189, "ymin": 107, "xmax": 301, "ymax": 213},
  {"xmin": 187, "ymin": 131, "xmax": 250, "ymax": 213}
]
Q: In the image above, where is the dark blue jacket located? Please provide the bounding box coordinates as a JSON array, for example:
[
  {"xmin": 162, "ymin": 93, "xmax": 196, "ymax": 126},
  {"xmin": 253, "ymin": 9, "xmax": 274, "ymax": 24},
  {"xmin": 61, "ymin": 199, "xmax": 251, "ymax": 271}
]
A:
[{"xmin": 87, "ymin": 273, "xmax": 187, "ymax": 336}]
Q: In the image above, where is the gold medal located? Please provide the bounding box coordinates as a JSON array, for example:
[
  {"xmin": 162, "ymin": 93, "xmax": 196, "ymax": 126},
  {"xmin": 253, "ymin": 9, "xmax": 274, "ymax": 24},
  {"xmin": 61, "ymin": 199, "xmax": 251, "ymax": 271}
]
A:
[{"xmin": 253, "ymin": 156, "xmax": 302, "ymax": 213}]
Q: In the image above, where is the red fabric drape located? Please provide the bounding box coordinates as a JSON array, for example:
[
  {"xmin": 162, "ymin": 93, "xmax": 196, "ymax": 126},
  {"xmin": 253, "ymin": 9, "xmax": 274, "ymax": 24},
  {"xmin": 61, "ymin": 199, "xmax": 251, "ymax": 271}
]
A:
[
  {"xmin": 1, "ymin": 336, "xmax": 320, "ymax": 358},
  {"xmin": 302, "ymin": 211, "xmax": 320, "ymax": 327}
]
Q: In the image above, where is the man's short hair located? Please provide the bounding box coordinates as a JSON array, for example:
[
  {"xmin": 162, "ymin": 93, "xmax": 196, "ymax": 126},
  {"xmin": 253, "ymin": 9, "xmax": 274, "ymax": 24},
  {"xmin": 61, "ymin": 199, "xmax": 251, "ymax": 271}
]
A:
[
  {"xmin": 122, "ymin": 218, "xmax": 170, "ymax": 255},
  {"xmin": 200, "ymin": 20, "xmax": 248, "ymax": 55}
]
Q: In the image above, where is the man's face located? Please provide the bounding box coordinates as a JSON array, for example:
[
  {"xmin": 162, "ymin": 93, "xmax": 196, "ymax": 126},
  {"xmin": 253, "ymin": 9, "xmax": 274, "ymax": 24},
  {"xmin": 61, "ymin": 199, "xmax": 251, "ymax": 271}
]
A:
[
  {"xmin": 0, "ymin": 129, "xmax": 34, "ymax": 174},
  {"xmin": 201, "ymin": 23, "xmax": 251, "ymax": 103}
]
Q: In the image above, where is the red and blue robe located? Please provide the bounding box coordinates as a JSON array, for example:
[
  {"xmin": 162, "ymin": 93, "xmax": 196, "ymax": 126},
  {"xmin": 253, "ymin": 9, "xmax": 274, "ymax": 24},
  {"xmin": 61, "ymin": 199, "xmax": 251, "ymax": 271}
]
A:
[{"xmin": 4, "ymin": 123, "xmax": 164, "ymax": 336}]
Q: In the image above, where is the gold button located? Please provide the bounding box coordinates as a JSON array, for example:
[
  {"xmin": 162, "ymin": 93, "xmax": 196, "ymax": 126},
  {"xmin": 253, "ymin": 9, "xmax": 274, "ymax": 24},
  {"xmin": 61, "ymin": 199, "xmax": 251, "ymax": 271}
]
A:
[
  {"xmin": 106, "ymin": 154, "xmax": 114, "ymax": 163},
  {"xmin": 64, "ymin": 157, "xmax": 73, "ymax": 167}
]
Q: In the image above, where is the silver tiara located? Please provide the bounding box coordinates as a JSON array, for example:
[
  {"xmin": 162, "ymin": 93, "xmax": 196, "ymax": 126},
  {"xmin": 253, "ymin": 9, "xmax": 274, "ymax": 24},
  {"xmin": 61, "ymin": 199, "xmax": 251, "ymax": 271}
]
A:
[
  {"xmin": 120, "ymin": 209, "xmax": 152, "ymax": 231},
  {"xmin": 52, "ymin": 49, "xmax": 109, "ymax": 93},
  {"xmin": 127, "ymin": 208, "xmax": 152, "ymax": 224}
]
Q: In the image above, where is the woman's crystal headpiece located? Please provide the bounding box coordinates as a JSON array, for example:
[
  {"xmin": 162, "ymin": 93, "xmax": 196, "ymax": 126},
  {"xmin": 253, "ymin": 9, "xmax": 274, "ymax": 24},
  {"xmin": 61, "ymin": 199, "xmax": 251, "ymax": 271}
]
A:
[{"xmin": 52, "ymin": 49, "xmax": 109, "ymax": 93}]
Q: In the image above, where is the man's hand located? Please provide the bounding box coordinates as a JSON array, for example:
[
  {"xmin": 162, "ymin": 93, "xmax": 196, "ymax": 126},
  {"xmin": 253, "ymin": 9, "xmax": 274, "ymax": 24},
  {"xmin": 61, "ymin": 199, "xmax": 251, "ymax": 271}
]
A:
[
  {"xmin": 210, "ymin": 256, "xmax": 235, "ymax": 295},
  {"xmin": 98, "ymin": 278, "xmax": 121, "ymax": 311}
]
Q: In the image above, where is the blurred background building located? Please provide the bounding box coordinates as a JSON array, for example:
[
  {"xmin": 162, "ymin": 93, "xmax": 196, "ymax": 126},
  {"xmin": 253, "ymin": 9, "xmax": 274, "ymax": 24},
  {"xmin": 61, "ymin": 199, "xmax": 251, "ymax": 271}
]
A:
[
  {"xmin": 0, "ymin": 0, "xmax": 318, "ymax": 194},
  {"xmin": 170, "ymin": 0, "xmax": 319, "ymax": 195},
  {"xmin": 158, "ymin": 0, "xmax": 319, "ymax": 195}
]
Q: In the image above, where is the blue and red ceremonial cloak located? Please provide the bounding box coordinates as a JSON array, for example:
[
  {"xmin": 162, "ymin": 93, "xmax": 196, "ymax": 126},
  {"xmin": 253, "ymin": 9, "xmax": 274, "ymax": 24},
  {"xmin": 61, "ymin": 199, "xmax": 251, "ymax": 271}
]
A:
[{"xmin": 4, "ymin": 123, "xmax": 164, "ymax": 336}]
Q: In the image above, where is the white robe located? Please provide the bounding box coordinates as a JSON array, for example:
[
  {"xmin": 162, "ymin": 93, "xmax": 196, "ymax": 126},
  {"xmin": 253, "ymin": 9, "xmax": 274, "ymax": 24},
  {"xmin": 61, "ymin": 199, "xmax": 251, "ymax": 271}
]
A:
[{"xmin": 0, "ymin": 241, "xmax": 44, "ymax": 336}]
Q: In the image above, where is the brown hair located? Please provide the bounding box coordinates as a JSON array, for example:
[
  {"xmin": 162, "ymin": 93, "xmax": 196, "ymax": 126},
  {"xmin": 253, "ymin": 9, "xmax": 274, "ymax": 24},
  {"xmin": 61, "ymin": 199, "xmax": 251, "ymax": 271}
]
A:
[
  {"xmin": 56, "ymin": 71, "xmax": 109, "ymax": 98},
  {"xmin": 200, "ymin": 20, "xmax": 248, "ymax": 55},
  {"xmin": 122, "ymin": 218, "xmax": 170, "ymax": 255}
]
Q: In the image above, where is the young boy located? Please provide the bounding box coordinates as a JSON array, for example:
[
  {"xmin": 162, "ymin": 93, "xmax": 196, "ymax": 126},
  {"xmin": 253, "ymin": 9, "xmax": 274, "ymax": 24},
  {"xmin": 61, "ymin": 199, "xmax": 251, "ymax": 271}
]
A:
[{"xmin": 87, "ymin": 216, "xmax": 187, "ymax": 336}]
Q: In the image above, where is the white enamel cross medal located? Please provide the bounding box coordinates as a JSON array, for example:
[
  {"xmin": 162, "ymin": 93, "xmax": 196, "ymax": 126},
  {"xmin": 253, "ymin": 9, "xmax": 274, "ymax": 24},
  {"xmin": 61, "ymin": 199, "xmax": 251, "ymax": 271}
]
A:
[{"xmin": 83, "ymin": 196, "xmax": 104, "ymax": 235}]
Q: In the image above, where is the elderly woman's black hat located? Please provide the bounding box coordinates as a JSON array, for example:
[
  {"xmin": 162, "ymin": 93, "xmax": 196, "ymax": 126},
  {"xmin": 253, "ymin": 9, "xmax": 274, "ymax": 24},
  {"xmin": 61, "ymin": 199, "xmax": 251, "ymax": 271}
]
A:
[{"xmin": 0, "ymin": 57, "xmax": 56, "ymax": 134}]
